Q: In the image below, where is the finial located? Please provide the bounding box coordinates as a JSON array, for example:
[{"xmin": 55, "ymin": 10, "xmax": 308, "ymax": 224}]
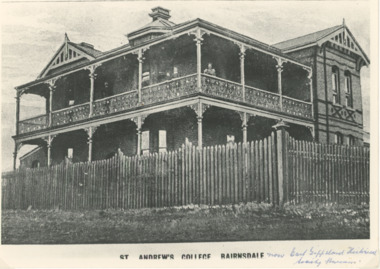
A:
[
  {"xmin": 64, "ymin": 32, "xmax": 70, "ymax": 42},
  {"xmin": 342, "ymin": 18, "xmax": 345, "ymax": 27}
]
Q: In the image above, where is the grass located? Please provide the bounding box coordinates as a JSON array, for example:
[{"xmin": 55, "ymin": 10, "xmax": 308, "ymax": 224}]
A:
[{"xmin": 1, "ymin": 203, "xmax": 369, "ymax": 244}]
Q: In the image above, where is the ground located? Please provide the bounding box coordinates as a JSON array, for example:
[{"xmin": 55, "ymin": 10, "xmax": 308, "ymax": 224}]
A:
[{"xmin": 1, "ymin": 203, "xmax": 369, "ymax": 244}]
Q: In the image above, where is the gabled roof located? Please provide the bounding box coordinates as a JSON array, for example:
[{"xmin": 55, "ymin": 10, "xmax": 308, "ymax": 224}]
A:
[
  {"xmin": 37, "ymin": 34, "xmax": 103, "ymax": 79},
  {"xmin": 72, "ymin": 42, "xmax": 103, "ymax": 58},
  {"xmin": 274, "ymin": 25, "xmax": 341, "ymax": 51},
  {"xmin": 16, "ymin": 18, "xmax": 312, "ymax": 90},
  {"xmin": 19, "ymin": 146, "xmax": 43, "ymax": 161},
  {"xmin": 273, "ymin": 22, "xmax": 370, "ymax": 66}
]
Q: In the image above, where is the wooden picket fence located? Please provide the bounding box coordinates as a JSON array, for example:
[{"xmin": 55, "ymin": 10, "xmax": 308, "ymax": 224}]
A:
[
  {"xmin": 1, "ymin": 129, "xmax": 370, "ymax": 210},
  {"xmin": 287, "ymin": 136, "xmax": 370, "ymax": 204}
]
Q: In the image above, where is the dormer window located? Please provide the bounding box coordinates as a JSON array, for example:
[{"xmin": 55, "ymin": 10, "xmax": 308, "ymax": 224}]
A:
[
  {"xmin": 332, "ymin": 66, "xmax": 340, "ymax": 104},
  {"xmin": 344, "ymin": 71, "xmax": 353, "ymax": 108}
]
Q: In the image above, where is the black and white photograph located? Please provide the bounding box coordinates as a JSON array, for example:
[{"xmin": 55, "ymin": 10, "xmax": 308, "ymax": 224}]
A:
[{"xmin": 0, "ymin": 0, "xmax": 378, "ymax": 267}]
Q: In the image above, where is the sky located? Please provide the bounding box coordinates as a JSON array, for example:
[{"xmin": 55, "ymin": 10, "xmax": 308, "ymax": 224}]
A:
[{"xmin": 1, "ymin": 1, "xmax": 371, "ymax": 171}]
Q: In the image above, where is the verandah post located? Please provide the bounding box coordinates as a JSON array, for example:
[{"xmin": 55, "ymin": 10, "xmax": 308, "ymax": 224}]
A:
[
  {"xmin": 195, "ymin": 28, "xmax": 203, "ymax": 91},
  {"xmin": 273, "ymin": 120, "xmax": 289, "ymax": 207}
]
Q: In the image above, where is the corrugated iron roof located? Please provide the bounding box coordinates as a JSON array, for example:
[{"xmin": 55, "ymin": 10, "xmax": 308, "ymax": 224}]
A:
[
  {"xmin": 273, "ymin": 25, "xmax": 342, "ymax": 51},
  {"xmin": 71, "ymin": 42, "xmax": 103, "ymax": 58}
]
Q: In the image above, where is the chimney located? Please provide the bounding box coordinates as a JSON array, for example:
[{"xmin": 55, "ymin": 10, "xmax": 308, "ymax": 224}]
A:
[
  {"xmin": 149, "ymin": 6, "xmax": 171, "ymax": 21},
  {"xmin": 79, "ymin": 42, "xmax": 94, "ymax": 49}
]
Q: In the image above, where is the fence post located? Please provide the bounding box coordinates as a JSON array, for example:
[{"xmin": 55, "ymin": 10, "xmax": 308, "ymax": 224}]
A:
[{"xmin": 272, "ymin": 120, "xmax": 289, "ymax": 207}]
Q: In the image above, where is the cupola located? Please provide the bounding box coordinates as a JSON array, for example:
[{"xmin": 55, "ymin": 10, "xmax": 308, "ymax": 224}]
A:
[
  {"xmin": 149, "ymin": 7, "xmax": 171, "ymax": 21},
  {"xmin": 126, "ymin": 7, "xmax": 176, "ymax": 46}
]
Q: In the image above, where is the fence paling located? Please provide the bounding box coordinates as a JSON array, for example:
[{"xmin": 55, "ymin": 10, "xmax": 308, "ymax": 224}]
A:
[{"xmin": 2, "ymin": 132, "xmax": 370, "ymax": 210}]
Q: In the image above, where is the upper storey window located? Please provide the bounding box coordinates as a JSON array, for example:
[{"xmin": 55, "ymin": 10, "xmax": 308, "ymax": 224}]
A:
[
  {"xmin": 344, "ymin": 71, "xmax": 353, "ymax": 108},
  {"xmin": 332, "ymin": 66, "xmax": 340, "ymax": 104}
]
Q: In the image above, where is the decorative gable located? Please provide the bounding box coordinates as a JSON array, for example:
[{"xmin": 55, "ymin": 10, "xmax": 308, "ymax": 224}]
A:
[
  {"xmin": 327, "ymin": 28, "xmax": 359, "ymax": 52},
  {"xmin": 38, "ymin": 33, "xmax": 96, "ymax": 79},
  {"xmin": 274, "ymin": 21, "xmax": 369, "ymax": 70},
  {"xmin": 317, "ymin": 23, "xmax": 370, "ymax": 68},
  {"xmin": 50, "ymin": 45, "xmax": 87, "ymax": 69}
]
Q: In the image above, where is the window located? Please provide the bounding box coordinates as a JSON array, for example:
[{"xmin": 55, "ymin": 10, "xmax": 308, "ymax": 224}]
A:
[
  {"xmin": 335, "ymin": 133, "xmax": 343, "ymax": 145},
  {"xmin": 31, "ymin": 160, "xmax": 40, "ymax": 168},
  {"xmin": 348, "ymin": 135, "xmax": 356, "ymax": 146},
  {"xmin": 142, "ymin": 72, "xmax": 150, "ymax": 86},
  {"xmin": 67, "ymin": 148, "xmax": 74, "ymax": 159},
  {"xmin": 68, "ymin": 88, "xmax": 74, "ymax": 106},
  {"xmin": 159, "ymin": 130, "xmax": 167, "ymax": 153},
  {"xmin": 332, "ymin": 66, "xmax": 340, "ymax": 104},
  {"xmin": 173, "ymin": 66, "xmax": 178, "ymax": 78},
  {"xmin": 141, "ymin": 131, "xmax": 150, "ymax": 154},
  {"xmin": 344, "ymin": 71, "xmax": 353, "ymax": 108}
]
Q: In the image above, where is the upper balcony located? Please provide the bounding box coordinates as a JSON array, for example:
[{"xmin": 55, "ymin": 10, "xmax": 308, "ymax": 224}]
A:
[{"xmin": 15, "ymin": 27, "xmax": 313, "ymax": 137}]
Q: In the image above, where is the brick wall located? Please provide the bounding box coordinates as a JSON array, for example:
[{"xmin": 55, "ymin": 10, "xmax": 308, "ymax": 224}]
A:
[
  {"xmin": 287, "ymin": 44, "xmax": 364, "ymax": 145},
  {"xmin": 20, "ymin": 147, "xmax": 47, "ymax": 168}
]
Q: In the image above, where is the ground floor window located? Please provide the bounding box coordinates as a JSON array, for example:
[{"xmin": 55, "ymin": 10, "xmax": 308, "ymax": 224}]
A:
[
  {"xmin": 142, "ymin": 131, "xmax": 150, "ymax": 154},
  {"xmin": 67, "ymin": 148, "xmax": 74, "ymax": 159},
  {"xmin": 159, "ymin": 130, "xmax": 167, "ymax": 153},
  {"xmin": 335, "ymin": 132, "xmax": 344, "ymax": 145},
  {"xmin": 348, "ymin": 135, "xmax": 356, "ymax": 146},
  {"xmin": 31, "ymin": 160, "xmax": 40, "ymax": 168}
]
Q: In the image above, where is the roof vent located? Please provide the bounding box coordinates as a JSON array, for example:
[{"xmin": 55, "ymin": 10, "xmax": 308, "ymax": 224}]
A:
[
  {"xmin": 149, "ymin": 6, "xmax": 171, "ymax": 21},
  {"xmin": 79, "ymin": 42, "xmax": 94, "ymax": 49}
]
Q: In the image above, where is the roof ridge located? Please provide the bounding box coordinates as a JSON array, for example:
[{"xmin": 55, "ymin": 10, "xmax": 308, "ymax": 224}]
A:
[
  {"xmin": 274, "ymin": 25, "xmax": 341, "ymax": 47},
  {"xmin": 75, "ymin": 42, "xmax": 103, "ymax": 52}
]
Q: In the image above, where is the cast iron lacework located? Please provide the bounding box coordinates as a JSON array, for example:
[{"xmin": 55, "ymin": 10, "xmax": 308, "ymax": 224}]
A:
[
  {"xmin": 18, "ymin": 115, "xmax": 48, "ymax": 134},
  {"xmin": 141, "ymin": 74, "xmax": 198, "ymax": 105},
  {"xmin": 202, "ymin": 75, "xmax": 243, "ymax": 102},
  {"xmin": 282, "ymin": 97, "xmax": 313, "ymax": 119},
  {"xmin": 93, "ymin": 91, "xmax": 139, "ymax": 116},
  {"xmin": 51, "ymin": 103, "xmax": 90, "ymax": 126},
  {"xmin": 245, "ymin": 85, "xmax": 281, "ymax": 111}
]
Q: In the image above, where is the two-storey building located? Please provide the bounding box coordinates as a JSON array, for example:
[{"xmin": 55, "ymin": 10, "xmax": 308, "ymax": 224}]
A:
[
  {"xmin": 274, "ymin": 19, "xmax": 369, "ymax": 146},
  {"xmin": 13, "ymin": 7, "xmax": 369, "ymax": 169}
]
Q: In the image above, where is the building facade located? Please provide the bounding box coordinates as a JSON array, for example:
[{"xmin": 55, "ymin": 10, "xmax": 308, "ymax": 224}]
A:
[{"xmin": 13, "ymin": 7, "xmax": 369, "ymax": 169}]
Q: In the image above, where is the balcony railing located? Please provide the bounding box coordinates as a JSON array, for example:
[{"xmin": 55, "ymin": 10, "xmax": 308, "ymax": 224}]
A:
[
  {"xmin": 202, "ymin": 75, "xmax": 244, "ymax": 102},
  {"xmin": 282, "ymin": 96, "xmax": 313, "ymax": 119},
  {"xmin": 17, "ymin": 73, "xmax": 313, "ymax": 136},
  {"xmin": 141, "ymin": 74, "xmax": 198, "ymax": 105},
  {"xmin": 93, "ymin": 90, "xmax": 139, "ymax": 117},
  {"xmin": 202, "ymin": 74, "xmax": 312, "ymax": 119},
  {"xmin": 18, "ymin": 114, "xmax": 48, "ymax": 135},
  {"xmin": 51, "ymin": 103, "xmax": 90, "ymax": 127}
]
